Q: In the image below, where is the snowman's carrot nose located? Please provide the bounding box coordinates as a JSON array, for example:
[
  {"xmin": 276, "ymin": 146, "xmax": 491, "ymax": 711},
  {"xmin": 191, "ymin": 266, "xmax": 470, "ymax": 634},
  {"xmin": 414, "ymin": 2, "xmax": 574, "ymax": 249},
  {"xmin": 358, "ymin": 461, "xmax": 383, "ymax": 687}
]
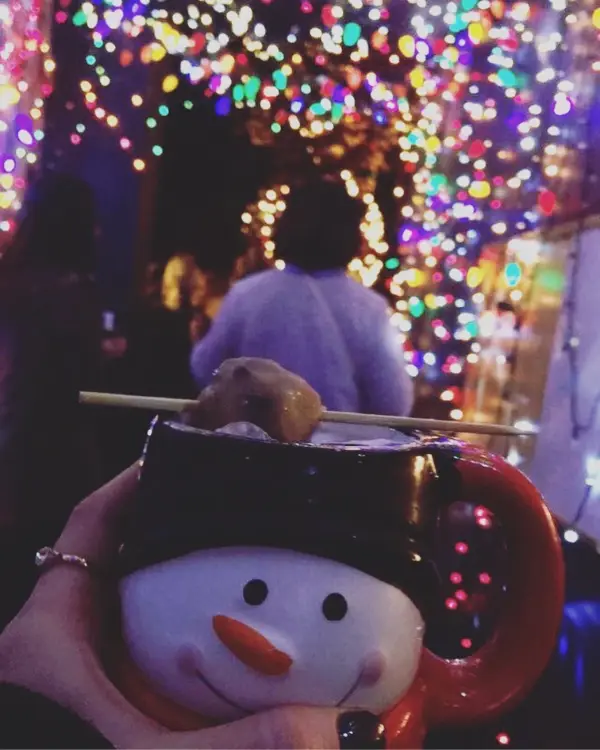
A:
[{"xmin": 212, "ymin": 615, "xmax": 293, "ymax": 676}]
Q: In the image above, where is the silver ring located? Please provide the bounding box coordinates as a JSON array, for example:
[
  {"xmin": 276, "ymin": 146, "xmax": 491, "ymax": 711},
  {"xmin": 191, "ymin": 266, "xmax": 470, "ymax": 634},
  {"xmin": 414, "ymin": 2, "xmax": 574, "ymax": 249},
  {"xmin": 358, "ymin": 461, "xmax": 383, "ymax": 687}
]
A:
[{"xmin": 35, "ymin": 546, "xmax": 91, "ymax": 573}]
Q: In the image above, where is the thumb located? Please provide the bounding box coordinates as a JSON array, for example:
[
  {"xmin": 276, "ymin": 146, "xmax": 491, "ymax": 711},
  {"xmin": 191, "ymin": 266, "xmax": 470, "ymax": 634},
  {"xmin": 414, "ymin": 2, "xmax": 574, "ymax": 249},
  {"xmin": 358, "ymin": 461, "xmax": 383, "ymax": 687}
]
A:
[{"xmin": 165, "ymin": 707, "xmax": 386, "ymax": 750}]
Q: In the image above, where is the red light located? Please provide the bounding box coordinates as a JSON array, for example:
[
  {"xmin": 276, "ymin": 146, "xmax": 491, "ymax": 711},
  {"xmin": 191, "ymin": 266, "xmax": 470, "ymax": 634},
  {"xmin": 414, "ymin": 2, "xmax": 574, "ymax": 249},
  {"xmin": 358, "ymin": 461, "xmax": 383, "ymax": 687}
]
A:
[
  {"xmin": 479, "ymin": 572, "xmax": 492, "ymax": 584},
  {"xmin": 445, "ymin": 598, "xmax": 458, "ymax": 610},
  {"xmin": 460, "ymin": 638, "xmax": 472, "ymax": 648},
  {"xmin": 455, "ymin": 542, "xmax": 469, "ymax": 555},
  {"xmin": 496, "ymin": 733, "xmax": 510, "ymax": 745},
  {"xmin": 468, "ymin": 140, "xmax": 486, "ymax": 159},
  {"xmin": 455, "ymin": 589, "xmax": 468, "ymax": 601},
  {"xmin": 450, "ymin": 572, "xmax": 462, "ymax": 584},
  {"xmin": 538, "ymin": 189, "xmax": 556, "ymax": 217}
]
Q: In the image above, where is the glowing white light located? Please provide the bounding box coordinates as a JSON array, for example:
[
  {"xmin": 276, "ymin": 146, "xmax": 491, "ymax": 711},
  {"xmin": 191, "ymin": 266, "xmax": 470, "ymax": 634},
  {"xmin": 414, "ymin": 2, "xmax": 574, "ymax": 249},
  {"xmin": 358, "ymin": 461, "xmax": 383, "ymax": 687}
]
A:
[{"xmin": 563, "ymin": 529, "xmax": 579, "ymax": 544}]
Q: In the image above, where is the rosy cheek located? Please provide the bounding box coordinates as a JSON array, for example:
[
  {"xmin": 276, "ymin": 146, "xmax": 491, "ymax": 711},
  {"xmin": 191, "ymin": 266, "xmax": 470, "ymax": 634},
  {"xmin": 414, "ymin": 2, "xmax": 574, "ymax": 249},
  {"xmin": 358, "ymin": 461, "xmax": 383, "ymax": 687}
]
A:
[{"xmin": 359, "ymin": 651, "xmax": 387, "ymax": 687}]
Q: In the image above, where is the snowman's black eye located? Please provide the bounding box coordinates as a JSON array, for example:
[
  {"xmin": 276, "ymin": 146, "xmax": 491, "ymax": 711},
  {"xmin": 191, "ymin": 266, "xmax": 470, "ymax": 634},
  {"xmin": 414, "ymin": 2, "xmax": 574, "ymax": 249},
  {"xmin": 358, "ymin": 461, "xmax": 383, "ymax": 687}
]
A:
[
  {"xmin": 322, "ymin": 593, "xmax": 348, "ymax": 621},
  {"xmin": 243, "ymin": 579, "xmax": 268, "ymax": 606}
]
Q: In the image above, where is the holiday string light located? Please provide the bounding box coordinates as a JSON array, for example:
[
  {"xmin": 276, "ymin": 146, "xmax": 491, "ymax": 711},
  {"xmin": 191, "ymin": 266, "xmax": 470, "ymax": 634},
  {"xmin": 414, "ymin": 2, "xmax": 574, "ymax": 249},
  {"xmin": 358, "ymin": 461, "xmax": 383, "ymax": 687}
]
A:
[
  {"xmin": 62, "ymin": 0, "xmax": 600, "ymax": 419},
  {"xmin": 0, "ymin": 0, "xmax": 54, "ymax": 240}
]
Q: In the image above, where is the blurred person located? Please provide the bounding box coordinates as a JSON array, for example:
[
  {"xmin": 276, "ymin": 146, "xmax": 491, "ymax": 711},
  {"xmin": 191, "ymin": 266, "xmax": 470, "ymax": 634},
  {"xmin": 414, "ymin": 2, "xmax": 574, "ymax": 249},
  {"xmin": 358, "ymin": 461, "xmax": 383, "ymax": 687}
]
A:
[
  {"xmin": 0, "ymin": 172, "xmax": 102, "ymax": 625},
  {"xmin": 190, "ymin": 179, "xmax": 413, "ymax": 415}
]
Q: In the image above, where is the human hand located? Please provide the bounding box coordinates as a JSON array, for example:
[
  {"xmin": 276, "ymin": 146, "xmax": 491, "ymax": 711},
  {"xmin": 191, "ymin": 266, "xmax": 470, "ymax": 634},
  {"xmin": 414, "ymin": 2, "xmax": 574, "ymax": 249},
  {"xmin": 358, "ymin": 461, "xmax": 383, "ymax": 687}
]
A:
[{"xmin": 0, "ymin": 466, "xmax": 385, "ymax": 749}]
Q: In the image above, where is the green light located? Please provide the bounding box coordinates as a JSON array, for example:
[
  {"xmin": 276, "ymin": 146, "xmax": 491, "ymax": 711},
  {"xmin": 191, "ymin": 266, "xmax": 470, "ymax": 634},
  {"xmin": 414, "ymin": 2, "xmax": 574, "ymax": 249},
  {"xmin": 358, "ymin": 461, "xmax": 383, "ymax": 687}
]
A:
[
  {"xmin": 233, "ymin": 84, "xmax": 244, "ymax": 102},
  {"xmin": 331, "ymin": 103, "xmax": 344, "ymax": 122},
  {"xmin": 504, "ymin": 262, "xmax": 522, "ymax": 287},
  {"xmin": 183, "ymin": 100, "xmax": 193, "ymax": 110},
  {"xmin": 409, "ymin": 298, "xmax": 425, "ymax": 318},
  {"xmin": 385, "ymin": 258, "xmax": 400, "ymax": 270},
  {"xmin": 497, "ymin": 69, "xmax": 517, "ymax": 88},
  {"xmin": 273, "ymin": 70, "xmax": 287, "ymax": 90},
  {"xmin": 271, "ymin": 123, "xmax": 282, "ymax": 134},
  {"xmin": 158, "ymin": 105, "xmax": 169, "ymax": 116},
  {"xmin": 73, "ymin": 10, "xmax": 87, "ymax": 26},
  {"xmin": 152, "ymin": 145, "xmax": 164, "ymax": 156},
  {"xmin": 85, "ymin": 55, "xmax": 96, "ymax": 65},
  {"xmin": 465, "ymin": 320, "xmax": 478, "ymax": 337},
  {"xmin": 146, "ymin": 117, "xmax": 157, "ymax": 128},
  {"xmin": 342, "ymin": 22, "xmax": 361, "ymax": 47},
  {"xmin": 244, "ymin": 77, "xmax": 261, "ymax": 101},
  {"xmin": 93, "ymin": 38, "xmax": 103, "ymax": 48}
]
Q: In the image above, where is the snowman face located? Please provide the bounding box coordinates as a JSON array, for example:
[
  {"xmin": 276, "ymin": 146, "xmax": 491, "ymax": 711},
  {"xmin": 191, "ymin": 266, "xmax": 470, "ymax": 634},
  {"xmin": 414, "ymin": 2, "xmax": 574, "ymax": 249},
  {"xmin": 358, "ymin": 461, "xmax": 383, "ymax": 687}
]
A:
[{"xmin": 120, "ymin": 547, "xmax": 425, "ymax": 721}]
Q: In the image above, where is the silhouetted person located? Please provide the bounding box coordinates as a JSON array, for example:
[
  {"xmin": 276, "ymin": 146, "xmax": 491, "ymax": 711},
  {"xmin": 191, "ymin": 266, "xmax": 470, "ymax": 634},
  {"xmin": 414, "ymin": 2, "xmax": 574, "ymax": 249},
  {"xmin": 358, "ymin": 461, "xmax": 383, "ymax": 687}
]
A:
[
  {"xmin": 191, "ymin": 179, "xmax": 413, "ymax": 415},
  {"xmin": 0, "ymin": 172, "xmax": 102, "ymax": 626}
]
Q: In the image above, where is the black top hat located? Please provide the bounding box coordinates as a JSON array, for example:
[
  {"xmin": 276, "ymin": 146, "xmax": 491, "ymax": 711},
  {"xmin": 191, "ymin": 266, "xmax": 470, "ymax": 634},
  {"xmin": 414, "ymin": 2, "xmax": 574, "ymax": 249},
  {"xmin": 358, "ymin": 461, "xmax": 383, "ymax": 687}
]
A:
[{"xmin": 119, "ymin": 419, "xmax": 464, "ymax": 617}]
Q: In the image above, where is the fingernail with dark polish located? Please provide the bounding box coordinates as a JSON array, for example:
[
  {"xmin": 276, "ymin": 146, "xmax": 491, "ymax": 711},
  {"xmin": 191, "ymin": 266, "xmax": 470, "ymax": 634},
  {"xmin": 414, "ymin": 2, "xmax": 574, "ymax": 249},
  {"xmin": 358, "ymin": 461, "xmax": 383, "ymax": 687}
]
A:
[{"xmin": 338, "ymin": 711, "xmax": 386, "ymax": 749}]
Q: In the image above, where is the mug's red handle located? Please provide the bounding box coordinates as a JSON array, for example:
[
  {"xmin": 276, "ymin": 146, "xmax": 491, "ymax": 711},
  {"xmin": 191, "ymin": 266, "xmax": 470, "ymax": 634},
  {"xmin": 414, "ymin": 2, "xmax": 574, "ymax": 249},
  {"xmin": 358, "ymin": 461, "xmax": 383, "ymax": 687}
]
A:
[{"xmin": 419, "ymin": 446, "xmax": 565, "ymax": 728}]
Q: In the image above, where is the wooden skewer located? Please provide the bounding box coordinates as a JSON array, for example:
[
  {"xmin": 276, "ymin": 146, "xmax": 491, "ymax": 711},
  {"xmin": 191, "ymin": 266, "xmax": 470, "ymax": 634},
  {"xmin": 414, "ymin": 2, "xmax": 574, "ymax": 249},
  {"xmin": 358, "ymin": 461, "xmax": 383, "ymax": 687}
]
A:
[{"xmin": 79, "ymin": 391, "xmax": 537, "ymax": 437}]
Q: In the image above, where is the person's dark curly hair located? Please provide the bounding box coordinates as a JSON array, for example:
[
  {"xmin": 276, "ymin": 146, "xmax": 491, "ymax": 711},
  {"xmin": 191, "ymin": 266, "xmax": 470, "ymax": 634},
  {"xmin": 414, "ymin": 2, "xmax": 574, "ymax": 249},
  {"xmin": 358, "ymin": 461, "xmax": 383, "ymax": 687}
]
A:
[{"xmin": 275, "ymin": 179, "xmax": 365, "ymax": 272}]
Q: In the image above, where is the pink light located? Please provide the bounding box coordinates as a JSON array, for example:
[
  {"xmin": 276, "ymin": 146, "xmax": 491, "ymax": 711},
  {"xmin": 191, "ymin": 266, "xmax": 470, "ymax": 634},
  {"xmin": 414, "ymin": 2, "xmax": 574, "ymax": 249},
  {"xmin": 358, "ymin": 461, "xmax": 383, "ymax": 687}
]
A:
[
  {"xmin": 450, "ymin": 572, "xmax": 462, "ymax": 584},
  {"xmin": 455, "ymin": 542, "xmax": 469, "ymax": 555},
  {"xmin": 445, "ymin": 597, "xmax": 458, "ymax": 610},
  {"xmin": 479, "ymin": 572, "xmax": 492, "ymax": 585},
  {"xmin": 460, "ymin": 638, "xmax": 472, "ymax": 648},
  {"xmin": 70, "ymin": 134, "xmax": 81, "ymax": 145},
  {"xmin": 120, "ymin": 137, "xmax": 131, "ymax": 149},
  {"xmin": 477, "ymin": 516, "xmax": 492, "ymax": 529},
  {"xmin": 474, "ymin": 505, "xmax": 488, "ymax": 518},
  {"xmin": 496, "ymin": 733, "xmax": 510, "ymax": 745},
  {"xmin": 455, "ymin": 589, "xmax": 468, "ymax": 601}
]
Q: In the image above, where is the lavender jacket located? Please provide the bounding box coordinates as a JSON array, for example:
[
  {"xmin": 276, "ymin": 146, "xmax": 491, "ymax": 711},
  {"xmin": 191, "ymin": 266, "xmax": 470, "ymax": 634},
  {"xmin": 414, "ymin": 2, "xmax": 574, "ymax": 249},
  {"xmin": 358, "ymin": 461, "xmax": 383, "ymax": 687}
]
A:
[{"xmin": 190, "ymin": 266, "xmax": 414, "ymax": 415}]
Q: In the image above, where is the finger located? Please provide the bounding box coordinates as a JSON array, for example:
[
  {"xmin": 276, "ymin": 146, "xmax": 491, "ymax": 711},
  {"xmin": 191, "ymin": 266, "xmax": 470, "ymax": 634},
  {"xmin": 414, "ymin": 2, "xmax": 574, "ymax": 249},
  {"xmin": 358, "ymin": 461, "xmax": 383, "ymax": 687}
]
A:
[
  {"xmin": 167, "ymin": 706, "xmax": 343, "ymax": 750},
  {"xmin": 54, "ymin": 463, "xmax": 140, "ymax": 564}
]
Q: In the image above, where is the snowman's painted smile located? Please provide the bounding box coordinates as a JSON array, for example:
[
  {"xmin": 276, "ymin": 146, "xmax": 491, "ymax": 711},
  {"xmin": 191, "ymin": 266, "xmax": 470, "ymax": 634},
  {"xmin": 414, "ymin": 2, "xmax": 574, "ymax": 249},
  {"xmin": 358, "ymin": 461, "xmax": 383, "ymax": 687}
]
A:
[{"xmin": 191, "ymin": 659, "xmax": 373, "ymax": 714}]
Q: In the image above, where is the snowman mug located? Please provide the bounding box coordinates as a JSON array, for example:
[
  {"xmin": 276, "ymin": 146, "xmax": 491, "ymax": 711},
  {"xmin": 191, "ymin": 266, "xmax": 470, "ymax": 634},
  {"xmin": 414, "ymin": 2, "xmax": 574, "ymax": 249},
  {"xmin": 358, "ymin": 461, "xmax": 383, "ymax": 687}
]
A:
[{"xmin": 112, "ymin": 419, "xmax": 564, "ymax": 748}]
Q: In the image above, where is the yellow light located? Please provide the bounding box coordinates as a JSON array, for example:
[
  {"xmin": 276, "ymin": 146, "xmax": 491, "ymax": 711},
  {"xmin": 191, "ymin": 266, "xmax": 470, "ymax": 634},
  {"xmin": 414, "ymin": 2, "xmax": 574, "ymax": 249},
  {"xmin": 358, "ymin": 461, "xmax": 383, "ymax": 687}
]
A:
[
  {"xmin": 107, "ymin": 115, "xmax": 118, "ymax": 127},
  {"xmin": 398, "ymin": 35, "xmax": 415, "ymax": 58},
  {"xmin": 133, "ymin": 158, "xmax": 146, "ymax": 171},
  {"xmin": 409, "ymin": 67, "xmax": 425, "ymax": 89},
  {"xmin": 80, "ymin": 80, "xmax": 92, "ymax": 93},
  {"xmin": 467, "ymin": 22, "xmax": 485, "ymax": 44},
  {"xmin": 150, "ymin": 44, "xmax": 167, "ymax": 62},
  {"xmin": 466, "ymin": 267, "xmax": 484, "ymax": 288},
  {"xmin": 593, "ymin": 7, "xmax": 600, "ymax": 28},
  {"xmin": 162, "ymin": 74, "xmax": 179, "ymax": 93},
  {"xmin": 0, "ymin": 84, "xmax": 20, "ymax": 109},
  {"xmin": 44, "ymin": 59, "xmax": 56, "ymax": 74},
  {"xmin": 468, "ymin": 181, "xmax": 491, "ymax": 199},
  {"xmin": 131, "ymin": 94, "xmax": 143, "ymax": 106},
  {"xmin": 424, "ymin": 293, "xmax": 437, "ymax": 309},
  {"xmin": 425, "ymin": 136, "xmax": 441, "ymax": 153}
]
